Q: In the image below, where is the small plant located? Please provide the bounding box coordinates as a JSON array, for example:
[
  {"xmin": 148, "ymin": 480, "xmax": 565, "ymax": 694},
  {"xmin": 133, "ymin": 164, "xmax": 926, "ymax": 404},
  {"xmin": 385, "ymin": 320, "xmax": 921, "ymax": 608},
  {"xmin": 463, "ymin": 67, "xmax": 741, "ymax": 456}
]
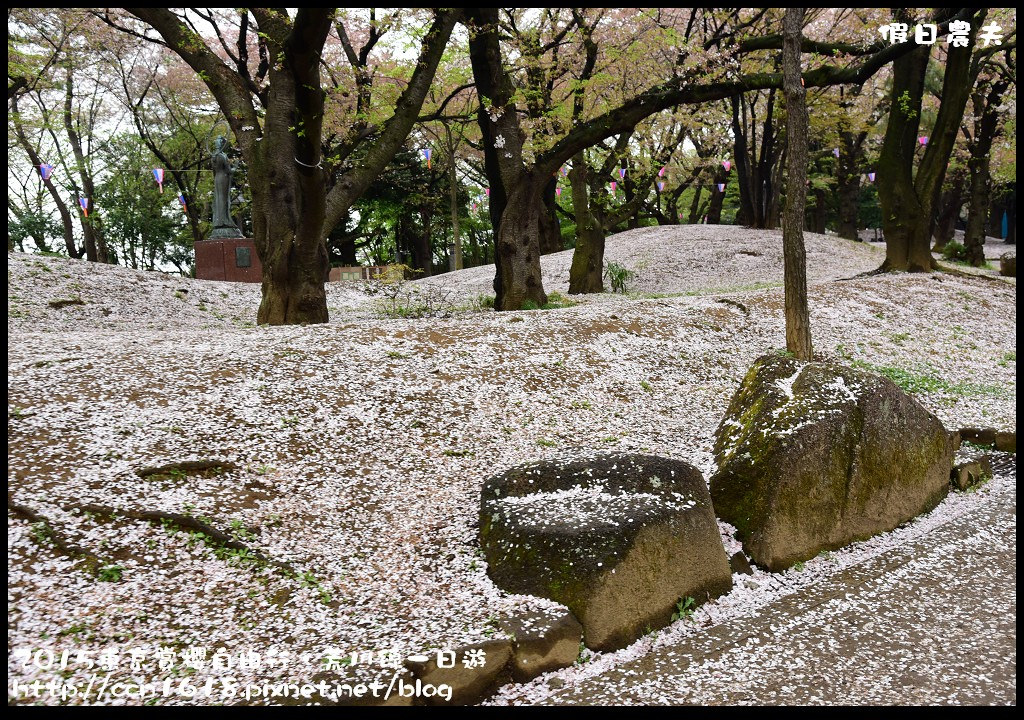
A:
[
  {"xmin": 575, "ymin": 641, "xmax": 591, "ymax": 665},
  {"xmin": 443, "ymin": 449, "xmax": 475, "ymax": 458},
  {"xmin": 671, "ymin": 596, "xmax": 696, "ymax": 622},
  {"xmin": 640, "ymin": 380, "xmax": 653, "ymax": 393},
  {"xmin": 97, "ymin": 564, "xmax": 125, "ymax": 582},
  {"xmin": 386, "ymin": 350, "xmax": 406, "ymax": 359},
  {"xmin": 29, "ymin": 521, "xmax": 53, "ymax": 546},
  {"xmin": 229, "ymin": 519, "xmax": 256, "ymax": 541},
  {"xmin": 793, "ymin": 561, "xmax": 806, "ymax": 571},
  {"xmin": 537, "ymin": 438, "xmax": 557, "ymax": 448},
  {"xmin": 941, "ymin": 241, "xmax": 970, "ymax": 263},
  {"xmin": 604, "ymin": 261, "xmax": 636, "ymax": 293}
]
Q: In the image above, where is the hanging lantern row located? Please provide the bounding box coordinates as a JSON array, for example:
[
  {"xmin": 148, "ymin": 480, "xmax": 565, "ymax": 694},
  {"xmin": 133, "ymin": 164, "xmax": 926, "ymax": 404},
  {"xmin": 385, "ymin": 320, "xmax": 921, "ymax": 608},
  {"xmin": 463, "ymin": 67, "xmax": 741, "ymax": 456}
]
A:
[{"xmin": 36, "ymin": 163, "xmax": 194, "ymax": 215}]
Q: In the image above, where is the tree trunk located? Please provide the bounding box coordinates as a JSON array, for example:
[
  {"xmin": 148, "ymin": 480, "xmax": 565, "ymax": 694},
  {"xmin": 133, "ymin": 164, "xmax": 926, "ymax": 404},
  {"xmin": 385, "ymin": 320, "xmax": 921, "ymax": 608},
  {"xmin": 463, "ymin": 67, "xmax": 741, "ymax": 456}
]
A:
[
  {"xmin": 836, "ymin": 131, "xmax": 865, "ymax": 240},
  {"xmin": 447, "ymin": 127, "xmax": 463, "ymax": 271},
  {"xmin": 538, "ymin": 176, "xmax": 562, "ymax": 255},
  {"xmin": 964, "ymin": 76, "xmax": 1009, "ymax": 265},
  {"xmin": 10, "ymin": 94, "xmax": 81, "ymax": 258},
  {"xmin": 568, "ymin": 154, "xmax": 605, "ymax": 293},
  {"xmin": 782, "ymin": 8, "xmax": 813, "ymax": 360},
  {"xmin": 878, "ymin": 11, "xmax": 979, "ymax": 272},
  {"xmin": 494, "ymin": 176, "xmax": 548, "ymax": 308},
  {"xmin": 932, "ymin": 172, "xmax": 965, "ymax": 251}
]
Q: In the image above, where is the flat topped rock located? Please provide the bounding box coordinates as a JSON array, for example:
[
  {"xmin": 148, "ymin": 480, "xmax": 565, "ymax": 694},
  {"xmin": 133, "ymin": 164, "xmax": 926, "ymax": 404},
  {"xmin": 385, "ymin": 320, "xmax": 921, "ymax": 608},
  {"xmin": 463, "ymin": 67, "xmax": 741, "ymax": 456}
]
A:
[{"xmin": 480, "ymin": 452, "xmax": 732, "ymax": 651}]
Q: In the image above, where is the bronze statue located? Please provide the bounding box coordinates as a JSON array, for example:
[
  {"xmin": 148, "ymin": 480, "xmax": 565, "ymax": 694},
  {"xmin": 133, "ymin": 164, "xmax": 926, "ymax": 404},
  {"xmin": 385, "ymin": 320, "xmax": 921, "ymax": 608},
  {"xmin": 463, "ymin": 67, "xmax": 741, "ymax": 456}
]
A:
[{"xmin": 210, "ymin": 135, "xmax": 238, "ymax": 239}]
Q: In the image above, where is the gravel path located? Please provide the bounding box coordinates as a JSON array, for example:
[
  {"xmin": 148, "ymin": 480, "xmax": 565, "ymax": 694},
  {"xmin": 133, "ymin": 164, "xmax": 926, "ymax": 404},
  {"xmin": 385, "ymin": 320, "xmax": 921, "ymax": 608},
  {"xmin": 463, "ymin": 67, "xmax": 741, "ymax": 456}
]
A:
[{"xmin": 7, "ymin": 225, "xmax": 1017, "ymax": 705}]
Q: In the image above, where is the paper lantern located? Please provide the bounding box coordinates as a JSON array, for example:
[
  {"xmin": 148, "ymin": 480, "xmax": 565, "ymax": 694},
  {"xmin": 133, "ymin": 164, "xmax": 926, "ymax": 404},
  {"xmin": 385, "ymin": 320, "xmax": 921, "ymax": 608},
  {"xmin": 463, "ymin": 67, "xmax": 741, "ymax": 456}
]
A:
[
  {"xmin": 178, "ymin": 194, "xmax": 187, "ymax": 213},
  {"xmin": 152, "ymin": 168, "xmax": 164, "ymax": 193},
  {"xmin": 485, "ymin": 188, "xmax": 490, "ymax": 197},
  {"xmin": 717, "ymin": 183, "xmax": 725, "ymax": 192},
  {"xmin": 555, "ymin": 187, "xmax": 561, "ymax": 197},
  {"xmin": 610, "ymin": 181, "xmax": 617, "ymax": 192},
  {"xmin": 561, "ymin": 165, "xmax": 568, "ymax": 177},
  {"xmin": 832, "ymin": 148, "xmax": 840, "ymax": 158},
  {"xmin": 721, "ymin": 160, "xmax": 731, "ymax": 172},
  {"xmin": 657, "ymin": 182, "xmax": 664, "ymax": 192},
  {"xmin": 38, "ymin": 163, "xmax": 55, "ymax": 181},
  {"xmin": 867, "ymin": 172, "xmax": 876, "ymax": 182},
  {"xmin": 79, "ymin": 197, "xmax": 89, "ymax": 217},
  {"xmin": 422, "ymin": 148, "xmax": 432, "ymax": 168},
  {"xmin": 619, "ymin": 168, "xmax": 626, "ymax": 179},
  {"xmin": 658, "ymin": 166, "xmax": 666, "ymax": 177},
  {"xmin": 918, "ymin": 136, "xmax": 929, "ymax": 146}
]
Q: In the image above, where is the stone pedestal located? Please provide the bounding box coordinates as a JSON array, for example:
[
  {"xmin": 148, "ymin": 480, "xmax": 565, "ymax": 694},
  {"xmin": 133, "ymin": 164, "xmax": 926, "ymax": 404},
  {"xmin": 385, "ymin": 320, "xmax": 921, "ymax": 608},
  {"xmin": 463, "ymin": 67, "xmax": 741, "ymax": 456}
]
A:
[{"xmin": 195, "ymin": 238, "xmax": 262, "ymax": 283}]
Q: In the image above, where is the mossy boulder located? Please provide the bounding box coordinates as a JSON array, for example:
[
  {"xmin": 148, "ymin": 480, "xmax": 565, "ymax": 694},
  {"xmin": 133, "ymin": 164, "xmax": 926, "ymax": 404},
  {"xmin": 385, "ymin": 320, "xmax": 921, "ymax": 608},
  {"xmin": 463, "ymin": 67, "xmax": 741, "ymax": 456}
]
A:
[
  {"xmin": 480, "ymin": 452, "xmax": 732, "ymax": 651},
  {"xmin": 710, "ymin": 355, "xmax": 952, "ymax": 571}
]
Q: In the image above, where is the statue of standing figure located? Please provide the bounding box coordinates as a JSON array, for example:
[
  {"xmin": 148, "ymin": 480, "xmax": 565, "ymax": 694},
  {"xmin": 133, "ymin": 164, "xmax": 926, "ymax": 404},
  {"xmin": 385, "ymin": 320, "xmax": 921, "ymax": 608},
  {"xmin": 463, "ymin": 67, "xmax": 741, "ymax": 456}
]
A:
[{"xmin": 210, "ymin": 135, "xmax": 239, "ymax": 239}]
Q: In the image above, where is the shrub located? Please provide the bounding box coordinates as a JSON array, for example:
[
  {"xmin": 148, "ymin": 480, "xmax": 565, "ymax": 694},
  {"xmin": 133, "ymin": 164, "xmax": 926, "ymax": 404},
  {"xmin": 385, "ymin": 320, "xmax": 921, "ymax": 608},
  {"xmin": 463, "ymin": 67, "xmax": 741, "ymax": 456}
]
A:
[{"xmin": 604, "ymin": 261, "xmax": 636, "ymax": 293}]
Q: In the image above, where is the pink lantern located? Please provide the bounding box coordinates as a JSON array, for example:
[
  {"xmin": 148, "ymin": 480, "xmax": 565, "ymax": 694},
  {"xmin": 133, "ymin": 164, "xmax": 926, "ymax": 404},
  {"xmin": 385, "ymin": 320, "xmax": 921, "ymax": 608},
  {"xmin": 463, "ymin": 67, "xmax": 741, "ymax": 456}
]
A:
[
  {"xmin": 485, "ymin": 188, "xmax": 490, "ymax": 197},
  {"xmin": 555, "ymin": 187, "xmax": 561, "ymax": 197},
  {"xmin": 721, "ymin": 160, "xmax": 731, "ymax": 172},
  {"xmin": 658, "ymin": 166, "xmax": 666, "ymax": 177},
  {"xmin": 152, "ymin": 167, "xmax": 165, "ymax": 193},
  {"xmin": 918, "ymin": 136, "xmax": 929, "ymax": 146},
  {"xmin": 610, "ymin": 181, "xmax": 617, "ymax": 192}
]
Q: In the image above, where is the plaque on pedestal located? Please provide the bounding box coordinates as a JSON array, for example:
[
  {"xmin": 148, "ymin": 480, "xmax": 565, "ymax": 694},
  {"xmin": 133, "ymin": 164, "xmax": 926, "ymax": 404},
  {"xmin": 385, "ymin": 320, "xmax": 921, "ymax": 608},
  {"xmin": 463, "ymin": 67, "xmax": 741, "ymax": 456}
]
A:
[{"xmin": 195, "ymin": 238, "xmax": 262, "ymax": 283}]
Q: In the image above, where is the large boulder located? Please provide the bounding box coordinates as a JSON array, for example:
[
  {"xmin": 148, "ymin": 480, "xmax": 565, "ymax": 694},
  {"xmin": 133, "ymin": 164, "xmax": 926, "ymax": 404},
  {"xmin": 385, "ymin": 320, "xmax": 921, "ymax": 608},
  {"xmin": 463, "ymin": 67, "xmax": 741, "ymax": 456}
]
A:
[
  {"xmin": 710, "ymin": 355, "xmax": 953, "ymax": 571},
  {"xmin": 480, "ymin": 452, "xmax": 732, "ymax": 651}
]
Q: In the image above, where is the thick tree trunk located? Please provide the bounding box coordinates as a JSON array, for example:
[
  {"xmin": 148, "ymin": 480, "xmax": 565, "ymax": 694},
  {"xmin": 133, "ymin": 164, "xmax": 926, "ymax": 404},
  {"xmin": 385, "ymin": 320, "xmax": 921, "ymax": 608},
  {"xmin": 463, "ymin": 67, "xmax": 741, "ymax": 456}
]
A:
[
  {"xmin": 494, "ymin": 177, "xmax": 548, "ymax": 309},
  {"xmin": 568, "ymin": 155, "xmax": 605, "ymax": 293},
  {"xmin": 878, "ymin": 11, "xmax": 979, "ymax": 272},
  {"xmin": 782, "ymin": 8, "xmax": 813, "ymax": 360}
]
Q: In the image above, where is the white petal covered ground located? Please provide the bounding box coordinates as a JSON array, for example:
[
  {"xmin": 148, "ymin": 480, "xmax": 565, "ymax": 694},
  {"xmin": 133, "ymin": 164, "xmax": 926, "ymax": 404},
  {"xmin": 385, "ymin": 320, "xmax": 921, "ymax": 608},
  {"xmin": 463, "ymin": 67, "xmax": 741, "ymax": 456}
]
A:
[{"xmin": 6, "ymin": 226, "xmax": 1017, "ymax": 705}]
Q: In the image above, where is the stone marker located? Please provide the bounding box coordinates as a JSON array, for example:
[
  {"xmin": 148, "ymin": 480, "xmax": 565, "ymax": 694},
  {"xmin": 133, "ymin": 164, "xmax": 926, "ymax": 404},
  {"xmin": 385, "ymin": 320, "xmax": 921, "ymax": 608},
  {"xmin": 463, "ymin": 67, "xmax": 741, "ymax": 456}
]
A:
[
  {"xmin": 480, "ymin": 452, "xmax": 732, "ymax": 651},
  {"xmin": 404, "ymin": 639, "xmax": 512, "ymax": 705},
  {"xmin": 497, "ymin": 607, "xmax": 582, "ymax": 682},
  {"xmin": 999, "ymin": 251, "xmax": 1015, "ymax": 277},
  {"xmin": 711, "ymin": 355, "xmax": 952, "ymax": 571}
]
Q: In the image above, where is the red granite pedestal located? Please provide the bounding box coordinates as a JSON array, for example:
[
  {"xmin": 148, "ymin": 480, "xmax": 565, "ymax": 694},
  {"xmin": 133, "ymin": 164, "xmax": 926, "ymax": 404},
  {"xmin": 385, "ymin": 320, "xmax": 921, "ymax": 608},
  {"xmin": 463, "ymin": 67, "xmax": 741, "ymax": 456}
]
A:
[{"xmin": 195, "ymin": 238, "xmax": 262, "ymax": 283}]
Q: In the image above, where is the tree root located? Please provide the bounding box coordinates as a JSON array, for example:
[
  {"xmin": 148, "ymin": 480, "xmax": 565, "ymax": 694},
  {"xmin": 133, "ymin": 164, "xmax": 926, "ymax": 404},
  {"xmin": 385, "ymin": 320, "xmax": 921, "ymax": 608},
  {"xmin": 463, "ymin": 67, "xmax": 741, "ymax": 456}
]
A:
[
  {"xmin": 67, "ymin": 503, "xmax": 297, "ymax": 576},
  {"xmin": 8, "ymin": 498, "xmax": 105, "ymax": 574}
]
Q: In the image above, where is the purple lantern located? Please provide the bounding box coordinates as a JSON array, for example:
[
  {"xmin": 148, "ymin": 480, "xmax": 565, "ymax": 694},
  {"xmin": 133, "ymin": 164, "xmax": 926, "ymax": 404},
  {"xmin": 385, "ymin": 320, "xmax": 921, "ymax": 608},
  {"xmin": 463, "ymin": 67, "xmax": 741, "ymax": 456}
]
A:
[
  {"xmin": 717, "ymin": 183, "xmax": 726, "ymax": 192},
  {"xmin": 177, "ymin": 194, "xmax": 187, "ymax": 213},
  {"xmin": 152, "ymin": 167, "xmax": 164, "ymax": 193},
  {"xmin": 657, "ymin": 182, "xmax": 664, "ymax": 192},
  {"xmin": 619, "ymin": 168, "xmax": 626, "ymax": 179},
  {"xmin": 38, "ymin": 163, "xmax": 55, "ymax": 181},
  {"xmin": 832, "ymin": 148, "xmax": 840, "ymax": 158},
  {"xmin": 867, "ymin": 172, "xmax": 876, "ymax": 182},
  {"xmin": 79, "ymin": 197, "xmax": 89, "ymax": 217}
]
